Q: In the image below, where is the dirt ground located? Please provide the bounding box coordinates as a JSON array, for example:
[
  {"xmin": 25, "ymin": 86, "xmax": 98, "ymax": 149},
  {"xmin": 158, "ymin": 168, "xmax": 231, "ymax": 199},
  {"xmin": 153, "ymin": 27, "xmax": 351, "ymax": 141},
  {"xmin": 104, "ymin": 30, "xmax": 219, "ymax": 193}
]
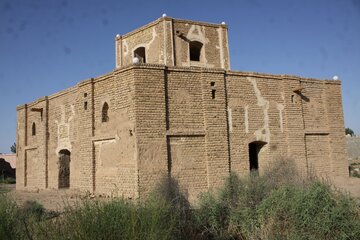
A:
[
  {"xmin": 332, "ymin": 176, "xmax": 360, "ymax": 199},
  {"xmin": 1, "ymin": 177, "xmax": 360, "ymax": 211},
  {"xmin": 2, "ymin": 185, "xmax": 94, "ymax": 211}
]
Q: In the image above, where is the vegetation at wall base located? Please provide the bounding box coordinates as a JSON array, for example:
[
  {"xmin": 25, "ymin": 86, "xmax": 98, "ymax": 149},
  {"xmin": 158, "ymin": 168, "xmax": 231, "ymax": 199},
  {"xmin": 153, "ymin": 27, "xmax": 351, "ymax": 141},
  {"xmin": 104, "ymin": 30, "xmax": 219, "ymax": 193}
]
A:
[{"xmin": 1, "ymin": 159, "xmax": 359, "ymax": 239}]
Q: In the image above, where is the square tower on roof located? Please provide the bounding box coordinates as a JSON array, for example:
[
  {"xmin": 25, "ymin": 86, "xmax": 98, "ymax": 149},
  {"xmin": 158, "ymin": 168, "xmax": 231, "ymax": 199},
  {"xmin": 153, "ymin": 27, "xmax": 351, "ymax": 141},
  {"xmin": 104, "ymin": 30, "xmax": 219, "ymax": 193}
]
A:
[{"xmin": 115, "ymin": 16, "xmax": 230, "ymax": 69}]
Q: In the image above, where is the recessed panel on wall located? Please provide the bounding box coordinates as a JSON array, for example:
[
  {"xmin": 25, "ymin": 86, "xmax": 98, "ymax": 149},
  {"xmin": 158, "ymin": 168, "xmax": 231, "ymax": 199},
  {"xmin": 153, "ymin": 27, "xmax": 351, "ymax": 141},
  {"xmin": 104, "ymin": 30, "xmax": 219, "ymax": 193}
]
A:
[
  {"xmin": 94, "ymin": 138, "xmax": 136, "ymax": 197},
  {"xmin": 305, "ymin": 134, "xmax": 331, "ymax": 176},
  {"xmin": 166, "ymin": 72, "xmax": 204, "ymax": 130},
  {"xmin": 25, "ymin": 148, "xmax": 39, "ymax": 188},
  {"xmin": 302, "ymin": 82, "xmax": 327, "ymax": 130},
  {"xmin": 168, "ymin": 136, "xmax": 207, "ymax": 203}
]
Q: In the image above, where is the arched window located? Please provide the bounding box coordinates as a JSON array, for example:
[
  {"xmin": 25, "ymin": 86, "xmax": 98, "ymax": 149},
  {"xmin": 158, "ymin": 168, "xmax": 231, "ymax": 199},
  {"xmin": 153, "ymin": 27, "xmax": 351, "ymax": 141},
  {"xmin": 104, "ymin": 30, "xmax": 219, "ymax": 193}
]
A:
[
  {"xmin": 134, "ymin": 47, "xmax": 146, "ymax": 63},
  {"xmin": 189, "ymin": 41, "xmax": 203, "ymax": 61},
  {"xmin": 32, "ymin": 122, "xmax": 36, "ymax": 136},
  {"xmin": 102, "ymin": 102, "xmax": 109, "ymax": 123}
]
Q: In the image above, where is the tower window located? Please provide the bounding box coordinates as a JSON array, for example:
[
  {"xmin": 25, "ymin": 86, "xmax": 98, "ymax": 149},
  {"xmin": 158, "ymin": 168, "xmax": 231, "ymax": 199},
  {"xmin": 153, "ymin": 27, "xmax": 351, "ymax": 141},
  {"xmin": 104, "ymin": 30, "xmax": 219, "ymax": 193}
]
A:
[
  {"xmin": 189, "ymin": 41, "xmax": 203, "ymax": 61},
  {"xmin": 101, "ymin": 102, "xmax": 109, "ymax": 123},
  {"xmin": 134, "ymin": 47, "xmax": 146, "ymax": 63},
  {"xmin": 32, "ymin": 122, "xmax": 36, "ymax": 136}
]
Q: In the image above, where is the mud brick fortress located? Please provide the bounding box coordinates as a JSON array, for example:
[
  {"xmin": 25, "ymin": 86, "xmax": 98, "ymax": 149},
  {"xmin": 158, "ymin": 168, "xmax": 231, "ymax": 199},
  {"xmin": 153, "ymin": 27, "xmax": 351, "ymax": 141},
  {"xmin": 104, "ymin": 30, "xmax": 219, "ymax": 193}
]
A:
[{"xmin": 16, "ymin": 16, "xmax": 348, "ymax": 202}]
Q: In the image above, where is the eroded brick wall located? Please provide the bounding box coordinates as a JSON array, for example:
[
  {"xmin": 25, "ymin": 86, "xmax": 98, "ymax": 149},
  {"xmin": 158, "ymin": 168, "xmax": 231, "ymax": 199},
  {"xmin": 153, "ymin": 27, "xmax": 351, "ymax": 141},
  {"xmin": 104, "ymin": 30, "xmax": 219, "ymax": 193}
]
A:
[
  {"xmin": 16, "ymin": 17, "xmax": 347, "ymax": 202},
  {"xmin": 17, "ymin": 69, "xmax": 138, "ymax": 198}
]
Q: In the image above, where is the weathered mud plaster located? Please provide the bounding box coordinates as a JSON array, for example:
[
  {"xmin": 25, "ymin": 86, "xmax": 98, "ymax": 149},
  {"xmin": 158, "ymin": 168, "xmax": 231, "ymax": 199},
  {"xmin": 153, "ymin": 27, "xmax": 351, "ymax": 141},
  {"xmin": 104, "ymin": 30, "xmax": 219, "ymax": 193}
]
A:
[
  {"xmin": 244, "ymin": 105, "xmax": 249, "ymax": 133},
  {"xmin": 277, "ymin": 103, "xmax": 284, "ymax": 133},
  {"xmin": 163, "ymin": 21, "xmax": 167, "ymax": 64},
  {"xmin": 123, "ymin": 40, "xmax": 128, "ymax": 56},
  {"xmin": 247, "ymin": 77, "xmax": 270, "ymax": 143},
  {"xmin": 183, "ymin": 25, "xmax": 212, "ymax": 67},
  {"xmin": 216, "ymin": 28, "xmax": 225, "ymax": 69},
  {"xmin": 55, "ymin": 105, "xmax": 75, "ymax": 155},
  {"xmin": 94, "ymin": 138, "xmax": 117, "ymax": 167},
  {"xmin": 131, "ymin": 27, "xmax": 158, "ymax": 62},
  {"xmin": 228, "ymin": 108, "xmax": 233, "ymax": 132}
]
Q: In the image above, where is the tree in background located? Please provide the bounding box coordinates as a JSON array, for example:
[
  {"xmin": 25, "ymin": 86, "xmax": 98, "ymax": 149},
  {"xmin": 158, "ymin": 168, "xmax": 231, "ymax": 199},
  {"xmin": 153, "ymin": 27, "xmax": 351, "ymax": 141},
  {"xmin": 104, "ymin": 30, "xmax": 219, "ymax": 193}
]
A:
[
  {"xmin": 345, "ymin": 128, "xmax": 355, "ymax": 136},
  {"xmin": 10, "ymin": 143, "xmax": 16, "ymax": 154}
]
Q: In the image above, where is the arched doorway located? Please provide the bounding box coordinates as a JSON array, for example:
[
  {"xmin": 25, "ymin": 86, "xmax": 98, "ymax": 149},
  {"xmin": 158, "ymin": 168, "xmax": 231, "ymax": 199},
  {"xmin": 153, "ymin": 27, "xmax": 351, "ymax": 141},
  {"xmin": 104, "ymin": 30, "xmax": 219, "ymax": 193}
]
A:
[
  {"xmin": 58, "ymin": 149, "xmax": 70, "ymax": 189},
  {"xmin": 248, "ymin": 141, "xmax": 267, "ymax": 172}
]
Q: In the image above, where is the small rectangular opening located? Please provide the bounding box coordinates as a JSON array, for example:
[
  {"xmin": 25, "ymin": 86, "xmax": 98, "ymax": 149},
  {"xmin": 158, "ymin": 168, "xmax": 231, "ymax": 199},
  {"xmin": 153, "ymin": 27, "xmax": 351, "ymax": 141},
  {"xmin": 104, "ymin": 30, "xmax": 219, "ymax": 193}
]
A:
[
  {"xmin": 211, "ymin": 81, "xmax": 215, "ymax": 86},
  {"xmin": 211, "ymin": 90, "xmax": 216, "ymax": 99},
  {"xmin": 84, "ymin": 101, "xmax": 88, "ymax": 110}
]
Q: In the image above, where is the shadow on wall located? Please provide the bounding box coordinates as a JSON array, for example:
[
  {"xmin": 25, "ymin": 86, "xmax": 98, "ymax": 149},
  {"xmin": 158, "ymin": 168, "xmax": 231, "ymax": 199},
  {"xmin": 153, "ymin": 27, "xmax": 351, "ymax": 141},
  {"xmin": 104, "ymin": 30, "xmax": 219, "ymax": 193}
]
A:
[{"xmin": 0, "ymin": 158, "xmax": 16, "ymax": 179}]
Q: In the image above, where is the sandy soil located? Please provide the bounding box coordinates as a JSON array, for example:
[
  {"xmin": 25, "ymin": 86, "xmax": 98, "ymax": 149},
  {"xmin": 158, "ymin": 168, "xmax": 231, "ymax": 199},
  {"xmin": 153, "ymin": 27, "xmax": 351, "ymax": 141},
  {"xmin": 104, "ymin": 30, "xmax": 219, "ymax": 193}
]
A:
[
  {"xmin": 332, "ymin": 176, "xmax": 360, "ymax": 199},
  {"xmin": 1, "ymin": 177, "xmax": 360, "ymax": 211},
  {"xmin": 2, "ymin": 185, "xmax": 92, "ymax": 211}
]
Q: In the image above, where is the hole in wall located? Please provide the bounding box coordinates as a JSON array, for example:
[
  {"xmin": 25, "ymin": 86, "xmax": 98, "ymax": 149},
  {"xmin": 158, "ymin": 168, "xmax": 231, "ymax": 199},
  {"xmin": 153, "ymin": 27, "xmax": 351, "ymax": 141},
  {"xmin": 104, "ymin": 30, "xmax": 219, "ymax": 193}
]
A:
[
  {"xmin": 212, "ymin": 89, "xmax": 216, "ymax": 99},
  {"xmin": 102, "ymin": 102, "xmax": 109, "ymax": 122},
  {"xmin": 84, "ymin": 101, "xmax": 88, "ymax": 110},
  {"xmin": 248, "ymin": 141, "xmax": 267, "ymax": 172},
  {"xmin": 84, "ymin": 93, "xmax": 88, "ymax": 98},
  {"xmin": 211, "ymin": 81, "xmax": 215, "ymax": 86},
  {"xmin": 189, "ymin": 41, "xmax": 203, "ymax": 61},
  {"xmin": 134, "ymin": 47, "xmax": 146, "ymax": 63},
  {"xmin": 32, "ymin": 122, "xmax": 36, "ymax": 136}
]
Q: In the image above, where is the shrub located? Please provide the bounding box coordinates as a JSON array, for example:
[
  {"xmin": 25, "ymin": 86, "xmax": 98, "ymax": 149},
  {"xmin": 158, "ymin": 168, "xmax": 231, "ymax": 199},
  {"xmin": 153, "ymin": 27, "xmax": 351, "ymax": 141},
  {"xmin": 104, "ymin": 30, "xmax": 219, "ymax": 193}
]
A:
[
  {"xmin": 257, "ymin": 181, "xmax": 360, "ymax": 240},
  {"xmin": 38, "ymin": 176, "xmax": 189, "ymax": 240},
  {"xmin": 1, "ymin": 158, "xmax": 360, "ymax": 240},
  {"xmin": 195, "ymin": 158, "xmax": 360, "ymax": 239},
  {"xmin": 0, "ymin": 195, "xmax": 18, "ymax": 240}
]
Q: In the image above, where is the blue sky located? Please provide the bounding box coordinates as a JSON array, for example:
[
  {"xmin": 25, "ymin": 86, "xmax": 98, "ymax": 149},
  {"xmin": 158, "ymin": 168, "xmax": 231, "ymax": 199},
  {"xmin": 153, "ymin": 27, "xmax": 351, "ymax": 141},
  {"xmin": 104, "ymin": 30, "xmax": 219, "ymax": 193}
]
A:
[{"xmin": 0, "ymin": 0, "xmax": 359, "ymax": 153}]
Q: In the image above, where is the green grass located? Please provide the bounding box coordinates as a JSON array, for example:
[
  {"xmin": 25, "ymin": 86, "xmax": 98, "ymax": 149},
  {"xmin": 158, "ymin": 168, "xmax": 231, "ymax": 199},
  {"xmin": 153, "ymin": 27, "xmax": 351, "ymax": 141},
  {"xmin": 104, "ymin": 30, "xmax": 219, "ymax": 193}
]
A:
[
  {"xmin": 0, "ymin": 176, "xmax": 16, "ymax": 184},
  {"xmin": 0, "ymin": 158, "xmax": 359, "ymax": 240}
]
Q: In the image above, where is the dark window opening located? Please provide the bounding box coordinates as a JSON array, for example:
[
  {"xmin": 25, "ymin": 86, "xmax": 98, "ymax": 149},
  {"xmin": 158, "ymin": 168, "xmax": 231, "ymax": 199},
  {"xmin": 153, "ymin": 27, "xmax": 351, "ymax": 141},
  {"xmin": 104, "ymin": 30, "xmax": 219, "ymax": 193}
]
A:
[
  {"xmin": 212, "ymin": 89, "xmax": 216, "ymax": 99},
  {"xmin": 189, "ymin": 41, "xmax": 203, "ymax": 61},
  {"xmin": 58, "ymin": 149, "xmax": 70, "ymax": 189},
  {"xmin": 134, "ymin": 47, "xmax": 146, "ymax": 63},
  {"xmin": 84, "ymin": 101, "xmax": 88, "ymax": 110},
  {"xmin": 32, "ymin": 122, "xmax": 36, "ymax": 136},
  {"xmin": 291, "ymin": 94, "xmax": 295, "ymax": 103},
  {"xmin": 102, "ymin": 102, "xmax": 109, "ymax": 123},
  {"xmin": 84, "ymin": 93, "xmax": 88, "ymax": 98},
  {"xmin": 248, "ymin": 141, "xmax": 267, "ymax": 172},
  {"xmin": 211, "ymin": 81, "xmax": 215, "ymax": 86}
]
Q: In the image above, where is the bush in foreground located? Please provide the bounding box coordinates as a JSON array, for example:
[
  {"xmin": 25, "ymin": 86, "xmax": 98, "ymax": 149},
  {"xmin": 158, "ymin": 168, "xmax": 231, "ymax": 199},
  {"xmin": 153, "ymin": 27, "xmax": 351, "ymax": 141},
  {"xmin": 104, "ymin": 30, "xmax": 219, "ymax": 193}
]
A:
[{"xmin": 1, "ymin": 158, "xmax": 359, "ymax": 239}]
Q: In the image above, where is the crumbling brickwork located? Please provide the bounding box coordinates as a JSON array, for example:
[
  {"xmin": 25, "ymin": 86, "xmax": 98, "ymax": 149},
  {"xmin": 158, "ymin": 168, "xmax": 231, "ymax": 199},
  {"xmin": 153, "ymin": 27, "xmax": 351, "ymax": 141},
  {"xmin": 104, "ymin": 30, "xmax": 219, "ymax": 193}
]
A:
[{"xmin": 16, "ymin": 17, "xmax": 348, "ymax": 202}]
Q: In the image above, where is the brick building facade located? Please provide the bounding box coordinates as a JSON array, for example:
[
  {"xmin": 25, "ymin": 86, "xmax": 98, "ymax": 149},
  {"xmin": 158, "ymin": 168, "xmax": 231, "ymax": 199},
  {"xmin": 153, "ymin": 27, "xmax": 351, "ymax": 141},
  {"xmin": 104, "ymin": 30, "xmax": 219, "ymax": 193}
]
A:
[{"xmin": 16, "ymin": 17, "xmax": 348, "ymax": 202}]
